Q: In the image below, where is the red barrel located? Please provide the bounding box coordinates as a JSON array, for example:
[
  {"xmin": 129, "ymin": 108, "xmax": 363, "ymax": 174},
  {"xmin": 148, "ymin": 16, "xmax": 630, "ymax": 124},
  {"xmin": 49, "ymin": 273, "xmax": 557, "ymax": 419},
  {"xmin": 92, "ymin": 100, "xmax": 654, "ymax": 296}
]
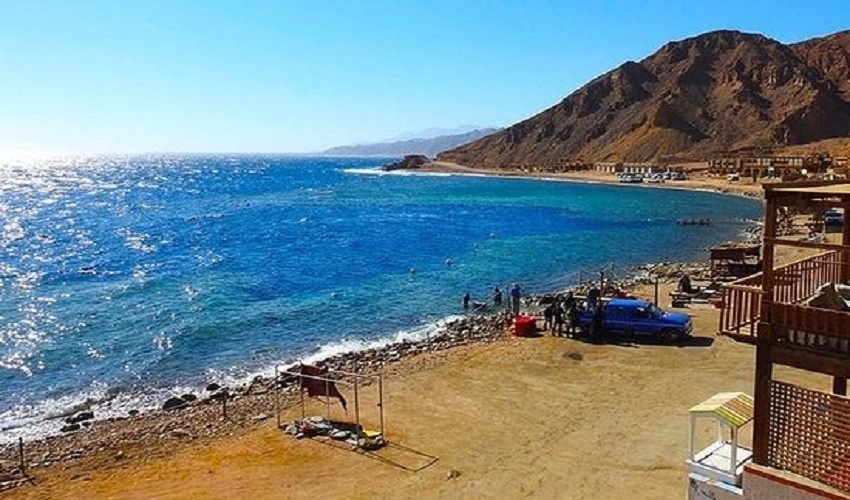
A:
[{"xmin": 513, "ymin": 315, "xmax": 536, "ymax": 337}]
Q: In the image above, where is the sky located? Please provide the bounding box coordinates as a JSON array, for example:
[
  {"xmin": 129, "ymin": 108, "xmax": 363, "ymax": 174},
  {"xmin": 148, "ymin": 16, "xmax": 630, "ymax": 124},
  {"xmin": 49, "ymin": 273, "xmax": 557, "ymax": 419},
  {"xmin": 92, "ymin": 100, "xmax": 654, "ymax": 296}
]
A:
[{"xmin": 0, "ymin": 0, "xmax": 847, "ymax": 154}]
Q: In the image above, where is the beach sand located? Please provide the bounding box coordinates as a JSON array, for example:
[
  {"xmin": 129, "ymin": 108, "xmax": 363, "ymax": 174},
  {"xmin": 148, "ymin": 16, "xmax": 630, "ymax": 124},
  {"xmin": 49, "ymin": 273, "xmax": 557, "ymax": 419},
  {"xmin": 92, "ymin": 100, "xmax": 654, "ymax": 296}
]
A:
[
  {"xmin": 6, "ymin": 169, "xmax": 820, "ymax": 500},
  {"xmin": 5, "ymin": 280, "xmax": 833, "ymax": 500}
]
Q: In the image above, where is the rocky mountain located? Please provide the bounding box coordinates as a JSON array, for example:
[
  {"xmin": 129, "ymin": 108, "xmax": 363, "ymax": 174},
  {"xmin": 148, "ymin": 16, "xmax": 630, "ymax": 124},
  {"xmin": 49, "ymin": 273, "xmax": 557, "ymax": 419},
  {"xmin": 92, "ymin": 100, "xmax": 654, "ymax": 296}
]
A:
[
  {"xmin": 438, "ymin": 30, "xmax": 850, "ymax": 167},
  {"xmin": 322, "ymin": 128, "xmax": 499, "ymax": 157}
]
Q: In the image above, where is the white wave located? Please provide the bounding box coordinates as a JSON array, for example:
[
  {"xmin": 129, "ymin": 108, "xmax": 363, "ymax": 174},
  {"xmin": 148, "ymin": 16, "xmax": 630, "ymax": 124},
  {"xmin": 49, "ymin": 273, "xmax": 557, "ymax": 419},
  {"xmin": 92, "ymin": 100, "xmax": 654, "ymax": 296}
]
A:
[
  {"xmin": 298, "ymin": 317, "xmax": 461, "ymax": 367},
  {"xmin": 0, "ymin": 315, "xmax": 467, "ymax": 443},
  {"xmin": 0, "ymin": 382, "xmax": 203, "ymax": 444},
  {"xmin": 342, "ymin": 167, "xmax": 452, "ymax": 178}
]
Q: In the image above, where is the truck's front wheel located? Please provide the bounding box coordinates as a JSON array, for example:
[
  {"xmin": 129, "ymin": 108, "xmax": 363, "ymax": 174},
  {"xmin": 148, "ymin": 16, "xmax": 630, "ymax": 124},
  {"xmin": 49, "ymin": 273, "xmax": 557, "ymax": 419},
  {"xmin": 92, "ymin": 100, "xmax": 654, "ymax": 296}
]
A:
[{"xmin": 658, "ymin": 329, "xmax": 680, "ymax": 344}]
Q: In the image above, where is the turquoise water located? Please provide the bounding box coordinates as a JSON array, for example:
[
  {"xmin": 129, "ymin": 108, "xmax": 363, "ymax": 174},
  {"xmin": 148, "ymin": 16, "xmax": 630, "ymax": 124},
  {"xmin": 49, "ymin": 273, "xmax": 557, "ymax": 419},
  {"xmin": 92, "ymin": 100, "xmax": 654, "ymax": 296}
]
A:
[{"xmin": 0, "ymin": 154, "xmax": 761, "ymax": 439}]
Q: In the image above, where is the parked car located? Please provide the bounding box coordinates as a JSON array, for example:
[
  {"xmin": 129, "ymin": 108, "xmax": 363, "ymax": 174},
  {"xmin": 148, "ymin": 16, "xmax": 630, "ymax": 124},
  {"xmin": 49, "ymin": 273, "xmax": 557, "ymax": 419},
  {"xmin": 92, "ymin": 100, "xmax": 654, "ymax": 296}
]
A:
[
  {"xmin": 577, "ymin": 298, "xmax": 693, "ymax": 342},
  {"xmin": 825, "ymin": 208, "xmax": 844, "ymax": 227},
  {"xmin": 669, "ymin": 171, "xmax": 687, "ymax": 181},
  {"xmin": 647, "ymin": 174, "xmax": 665, "ymax": 183},
  {"xmin": 618, "ymin": 174, "xmax": 643, "ymax": 183}
]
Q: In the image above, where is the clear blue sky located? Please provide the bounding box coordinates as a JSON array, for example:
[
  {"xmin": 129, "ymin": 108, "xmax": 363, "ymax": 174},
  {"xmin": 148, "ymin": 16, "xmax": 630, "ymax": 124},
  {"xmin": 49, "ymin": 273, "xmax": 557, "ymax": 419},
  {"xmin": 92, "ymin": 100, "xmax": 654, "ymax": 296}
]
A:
[{"xmin": 0, "ymin": 0, "xmax": 846, "ymax": 153}]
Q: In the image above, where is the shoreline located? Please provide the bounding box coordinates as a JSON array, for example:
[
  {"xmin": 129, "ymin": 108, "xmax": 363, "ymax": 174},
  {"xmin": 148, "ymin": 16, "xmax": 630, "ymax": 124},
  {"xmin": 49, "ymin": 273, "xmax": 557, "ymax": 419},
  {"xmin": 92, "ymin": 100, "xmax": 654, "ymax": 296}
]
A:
[
  {"xmin": 0, "ymin": 165, "xmax": 767, "ymax": 497},
  {"xmin": 0, "ymin": 259, "xmax": 710, "ymax": 487},
  {"xmin": 0, "ymin": 165, "xmax": 763, "ymax": 449},
  {"xmin": 416, "ymin": 160, "xmax": 765, "ymax": 198}
]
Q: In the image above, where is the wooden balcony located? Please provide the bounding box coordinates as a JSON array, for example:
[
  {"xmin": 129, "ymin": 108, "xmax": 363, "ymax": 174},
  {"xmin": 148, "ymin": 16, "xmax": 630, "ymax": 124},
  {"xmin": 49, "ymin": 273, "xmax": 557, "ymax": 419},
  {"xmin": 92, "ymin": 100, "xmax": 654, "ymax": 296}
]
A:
[{"xmin": 719, "ymin": 250, "xmax": 847, "ymax": 353}]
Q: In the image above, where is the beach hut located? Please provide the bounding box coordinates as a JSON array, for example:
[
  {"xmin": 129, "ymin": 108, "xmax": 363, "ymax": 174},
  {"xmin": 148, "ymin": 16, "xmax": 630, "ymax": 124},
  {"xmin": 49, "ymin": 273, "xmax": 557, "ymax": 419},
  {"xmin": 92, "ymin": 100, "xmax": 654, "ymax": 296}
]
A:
[{"xmin": 687, "ymin": 392, "xmax": 754, "ymax": 486}]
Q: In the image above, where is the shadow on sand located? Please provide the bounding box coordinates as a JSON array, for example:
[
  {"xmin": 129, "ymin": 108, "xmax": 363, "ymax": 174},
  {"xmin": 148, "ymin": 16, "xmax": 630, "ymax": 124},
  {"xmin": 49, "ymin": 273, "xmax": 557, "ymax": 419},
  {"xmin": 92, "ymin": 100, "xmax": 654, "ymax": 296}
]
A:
[
  {"xmin": 570, "ymin": 333, "xmax": 715, "ymax": 349},
  {"xmin": 282, "ymin": 421, "xmax": 439, "ymax": 473}
]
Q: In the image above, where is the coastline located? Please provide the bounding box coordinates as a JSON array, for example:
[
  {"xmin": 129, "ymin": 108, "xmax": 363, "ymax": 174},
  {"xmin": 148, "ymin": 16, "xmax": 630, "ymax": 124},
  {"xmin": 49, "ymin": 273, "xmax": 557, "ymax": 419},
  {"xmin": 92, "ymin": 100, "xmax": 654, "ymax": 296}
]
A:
[
  {"xmin": 0, "ymin": 166, "xmax": 772, "ymax": 498},
  {"xmin": 418, "ymin": 161, "xmax": 765, "ymax": 198}
]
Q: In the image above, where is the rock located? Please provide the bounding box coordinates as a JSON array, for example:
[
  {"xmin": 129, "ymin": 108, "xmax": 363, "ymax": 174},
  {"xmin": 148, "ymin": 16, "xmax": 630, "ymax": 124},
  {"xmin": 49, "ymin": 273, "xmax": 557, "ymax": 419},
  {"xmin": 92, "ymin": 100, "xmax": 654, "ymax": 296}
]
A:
[
  {"xmin": 65, "ymin": 411, "xmax": 94, "ymax": 424},
  {"xmin": 170, "ymin": 429, "xmax": 193, "ymax": 439},
  {"xmin": 250, "ymin": 413, "xmax": 269, "ymax": 422},
  {"xmin": 115, "ymin": 451, "xmax": 125, "ymax": 460},
  {"xmin": 162, "ymin": 396, "xmax": 187, "ymax": 411},
  {"xmin": 181, "ymin": 393, "xmax": 198, "ymax": 403},
  {"xmin": 60, "ymin": 423, "xmax": 81, "ymax": 433},
  {"xmin": 206, "ymin": 383, "xmax": 221, "ymax": 392},
  {"xmin": 382, "ymin": 155, "xmax": 429, "ymax": 171},
  {"xmin": 128, "ymin": 409, "xmax": 140, "ymax": 417},
  {"xmin": 446, "ymin": 469, "xmax": 462, "ymax": 480}
]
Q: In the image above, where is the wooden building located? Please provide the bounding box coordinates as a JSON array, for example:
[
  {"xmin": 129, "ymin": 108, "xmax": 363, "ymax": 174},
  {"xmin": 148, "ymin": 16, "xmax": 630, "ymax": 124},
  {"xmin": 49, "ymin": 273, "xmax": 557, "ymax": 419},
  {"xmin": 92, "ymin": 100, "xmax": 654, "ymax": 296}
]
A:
[
  {"xmin": 709, "ymin": 243, "xmax": 761, "ymax": 280},
  {"xmin": 708, "ymin": 155, "xmax": 832, "ymax": 179},
  {"xmin": 718, "ymin": 181, "xmax": 850, "ymax": 495}
]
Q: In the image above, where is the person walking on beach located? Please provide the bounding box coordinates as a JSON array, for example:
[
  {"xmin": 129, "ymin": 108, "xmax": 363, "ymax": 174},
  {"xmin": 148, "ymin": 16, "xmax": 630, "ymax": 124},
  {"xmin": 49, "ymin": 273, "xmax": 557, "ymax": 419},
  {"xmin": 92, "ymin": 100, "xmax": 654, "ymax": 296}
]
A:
[
  {"xmin": 463, "ymin": 291, "xmax": 471, "ymax": 310},
  {"xmin": 592, "ymin": 302, "xmax": 605, "ymax": 342},
  {"xmin": 567, "ymin": 300, "xmax": 578, "ymax": 338},
  {"xmin": 510, "ymin": 283, "xmax": 522, "ymax": 315},
  {"xmin": 543, "ymin": 302, "xmax": 555, "ymax": 331},
  {"xmin": 493, "ymin": 287, "xmax": 503, "ymax": 308},
  {"xmin": 553, "ymin": 301, "xmax": 565, "ymax": 336},
  {"xmin": 587, "ymin": 286, "xmax": 601, "ymax": 310},
  {"xmin": 563, "ymin": 292, "xmax": 575, "ymax": 336}
]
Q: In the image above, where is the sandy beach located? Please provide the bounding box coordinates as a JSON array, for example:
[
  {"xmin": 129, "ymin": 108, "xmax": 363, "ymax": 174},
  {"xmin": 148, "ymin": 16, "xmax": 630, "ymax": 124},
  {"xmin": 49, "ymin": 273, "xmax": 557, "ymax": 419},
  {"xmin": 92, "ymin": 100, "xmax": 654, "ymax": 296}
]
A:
[
  {"xmin": 418, "ymin": 161, "xmax": 765, "ymax": 198},
  {"xmin": 2, "ymin": 169, "xmax": 805, "ymax": 500}
]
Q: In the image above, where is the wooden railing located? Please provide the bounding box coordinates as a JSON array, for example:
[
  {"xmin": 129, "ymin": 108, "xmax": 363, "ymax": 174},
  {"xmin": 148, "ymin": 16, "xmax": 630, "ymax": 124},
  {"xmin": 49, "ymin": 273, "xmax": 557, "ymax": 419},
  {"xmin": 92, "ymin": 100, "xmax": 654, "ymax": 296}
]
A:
[
  {"xmin": 719, "ymin": 251, "xmax": 844, "ymax": 341},
  {"xmin": 772, "ymin": 302, "xmax": 850, "ymax": 356}
]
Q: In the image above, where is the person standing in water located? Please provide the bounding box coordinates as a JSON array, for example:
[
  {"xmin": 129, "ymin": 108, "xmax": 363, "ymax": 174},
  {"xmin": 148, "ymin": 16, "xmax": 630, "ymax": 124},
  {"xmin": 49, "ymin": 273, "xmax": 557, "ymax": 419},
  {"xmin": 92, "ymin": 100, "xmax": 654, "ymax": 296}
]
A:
[
  {"xmin": 493, "ymin": 287, "xmax": 503, "ymax": 308},
  {"xmin": 510, "ymin": 283, "xmax": 522, "ymax": 315},
  {"xmin": 463, "ymin": 291, "xmax": 471, "ymax": 310}
]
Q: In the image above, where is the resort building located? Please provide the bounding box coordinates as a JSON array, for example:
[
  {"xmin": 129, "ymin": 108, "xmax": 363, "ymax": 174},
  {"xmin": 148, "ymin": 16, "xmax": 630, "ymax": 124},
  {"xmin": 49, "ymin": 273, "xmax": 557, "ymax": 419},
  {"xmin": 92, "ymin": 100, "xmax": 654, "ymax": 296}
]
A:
[
  {"xmin": 707, "ymin": 155, "xmax": 833, "ymax": 180},
  {"xmin": 696, "ymin": 181, "xmax": 850, "ymax": 499}
]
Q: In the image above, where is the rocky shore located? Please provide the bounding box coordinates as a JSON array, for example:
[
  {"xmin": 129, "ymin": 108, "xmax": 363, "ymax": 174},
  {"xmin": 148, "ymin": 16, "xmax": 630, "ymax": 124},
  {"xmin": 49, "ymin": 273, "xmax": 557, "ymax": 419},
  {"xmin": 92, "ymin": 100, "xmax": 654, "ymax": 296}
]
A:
[
  {"xmin": 0, "ymin": 258, "xmax": 714, "ymax": 491},
  {"xmin": 0, "ymin": 313, "xmax": 509, "ymax": 489}
]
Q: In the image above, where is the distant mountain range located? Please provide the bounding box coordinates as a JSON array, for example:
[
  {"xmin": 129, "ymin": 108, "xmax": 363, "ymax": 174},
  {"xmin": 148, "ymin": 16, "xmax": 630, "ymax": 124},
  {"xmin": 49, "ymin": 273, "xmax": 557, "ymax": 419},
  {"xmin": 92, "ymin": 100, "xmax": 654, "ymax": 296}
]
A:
[
  {"xmin": 321, "ymin": 128, "xmax": 500, "ymax": 157},
  {"xmin": 438, "ymin": 29, "xmax": 850, "ymax": 167}
]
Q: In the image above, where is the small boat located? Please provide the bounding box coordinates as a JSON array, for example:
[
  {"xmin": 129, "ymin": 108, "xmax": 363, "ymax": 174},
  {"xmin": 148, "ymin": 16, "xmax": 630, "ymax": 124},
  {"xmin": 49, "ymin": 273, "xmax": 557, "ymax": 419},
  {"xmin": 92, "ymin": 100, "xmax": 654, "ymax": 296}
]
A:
[{"xmin": 677, "ymin": 218, "xmax": 711, "ymax": 226}]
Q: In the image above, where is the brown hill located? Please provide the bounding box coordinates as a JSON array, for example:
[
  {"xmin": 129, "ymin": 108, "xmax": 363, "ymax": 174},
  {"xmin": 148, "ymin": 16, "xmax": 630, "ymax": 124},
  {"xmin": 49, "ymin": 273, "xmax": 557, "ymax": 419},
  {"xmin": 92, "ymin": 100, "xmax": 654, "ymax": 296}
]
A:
[{"xmin": 438, "ymin": 30, "xmax": 850, "ymax": 167}]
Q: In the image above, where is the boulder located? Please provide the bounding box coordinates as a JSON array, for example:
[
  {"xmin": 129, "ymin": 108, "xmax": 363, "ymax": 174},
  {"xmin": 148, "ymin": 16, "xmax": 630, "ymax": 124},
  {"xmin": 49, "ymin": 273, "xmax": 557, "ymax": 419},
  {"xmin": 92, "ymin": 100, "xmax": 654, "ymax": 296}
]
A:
[
  {"xmin": 382, "ymin": 155, "xmax": 429, "ymax": 171},
  {"xmin": 162, "ymin": 396, "xmax": 187, "ymax": 411},
  {"xmin": 65, "ymin": 411, "xmax": 94, "ymax": 424}
]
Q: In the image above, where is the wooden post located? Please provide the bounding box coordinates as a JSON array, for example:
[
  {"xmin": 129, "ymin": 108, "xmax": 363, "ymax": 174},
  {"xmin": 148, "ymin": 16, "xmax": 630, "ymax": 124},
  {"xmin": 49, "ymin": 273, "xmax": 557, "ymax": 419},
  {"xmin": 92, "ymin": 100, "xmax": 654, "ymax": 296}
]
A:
[
  {"xmin": 325, "ymin": 376, "xmax": 331, "ymax": 420},
  {"xmin": 275, "ymin": 366, "xmax": 281, "ymax": 429},
  {"xmin": 654, "ymin": 277, "xmax": 659, "ymax": 305},
  {"xmin": 378, "ymin": 374, "xmax": 385, "ymax": 438},
  {"xmin": 753, "ymin": 194, "xmax": 779, "ymax": 465},
  {"xmin": 18, "ymin": 437, "xmax": 24, "ymax": 473},
  {"xmin": 354, "ymin": 377, "xmax": 361, "ymax": 446},
  {"xmin": 842, "ymin": 202, "xmax": 850, "ymax": 284}
]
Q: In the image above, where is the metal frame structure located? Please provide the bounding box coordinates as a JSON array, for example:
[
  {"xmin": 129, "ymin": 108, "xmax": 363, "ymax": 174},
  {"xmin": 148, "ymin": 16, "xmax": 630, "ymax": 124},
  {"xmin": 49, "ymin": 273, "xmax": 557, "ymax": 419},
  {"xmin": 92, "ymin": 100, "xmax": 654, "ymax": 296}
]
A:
[{"xmin": 274, "ymin": 363, "xmax": 385, "ymax": 447}]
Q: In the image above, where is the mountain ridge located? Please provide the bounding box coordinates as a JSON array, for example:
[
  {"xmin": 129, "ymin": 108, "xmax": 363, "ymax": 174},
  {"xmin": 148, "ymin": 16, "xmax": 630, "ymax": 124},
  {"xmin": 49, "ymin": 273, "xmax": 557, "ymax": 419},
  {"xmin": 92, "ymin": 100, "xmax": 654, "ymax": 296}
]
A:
[
  {"xmin": 322, "ymin": 128, "xmax": 499, "ymax": 157},
  {"xmin": 438, "ymin": 29, "xmax": 850, "ymax": 167}
]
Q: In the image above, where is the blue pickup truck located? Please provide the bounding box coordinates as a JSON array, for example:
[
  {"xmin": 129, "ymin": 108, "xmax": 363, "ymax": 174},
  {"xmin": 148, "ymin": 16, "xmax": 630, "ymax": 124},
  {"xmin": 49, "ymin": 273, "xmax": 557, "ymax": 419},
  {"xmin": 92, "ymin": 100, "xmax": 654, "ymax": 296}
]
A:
[{"xmin": 578, "ymin": 298, "xmax": 693, "ymax": 342}]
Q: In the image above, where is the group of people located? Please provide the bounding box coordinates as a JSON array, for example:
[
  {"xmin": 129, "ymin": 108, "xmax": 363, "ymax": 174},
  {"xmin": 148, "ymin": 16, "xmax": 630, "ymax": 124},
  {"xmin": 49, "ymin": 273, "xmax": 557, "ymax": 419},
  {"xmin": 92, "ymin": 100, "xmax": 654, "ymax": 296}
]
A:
[
  {"xmin": 461, "ymin": 284, "xmax": 610, "ymax": 340},
  {"xmin": 541, "ymin": 292, "xmax": 581, "ymax": 337},
  {"xmin": 462, "ymin": 283, "xmax": 523, "ymax": 314}
]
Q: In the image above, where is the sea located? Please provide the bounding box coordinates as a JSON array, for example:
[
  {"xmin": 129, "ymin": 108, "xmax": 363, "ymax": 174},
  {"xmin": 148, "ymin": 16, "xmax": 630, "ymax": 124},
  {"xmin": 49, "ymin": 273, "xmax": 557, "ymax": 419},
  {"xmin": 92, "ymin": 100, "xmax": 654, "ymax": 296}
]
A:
[{"xmin": 0, "ymin": 154, "xmax": 762, "ymax": 442}]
